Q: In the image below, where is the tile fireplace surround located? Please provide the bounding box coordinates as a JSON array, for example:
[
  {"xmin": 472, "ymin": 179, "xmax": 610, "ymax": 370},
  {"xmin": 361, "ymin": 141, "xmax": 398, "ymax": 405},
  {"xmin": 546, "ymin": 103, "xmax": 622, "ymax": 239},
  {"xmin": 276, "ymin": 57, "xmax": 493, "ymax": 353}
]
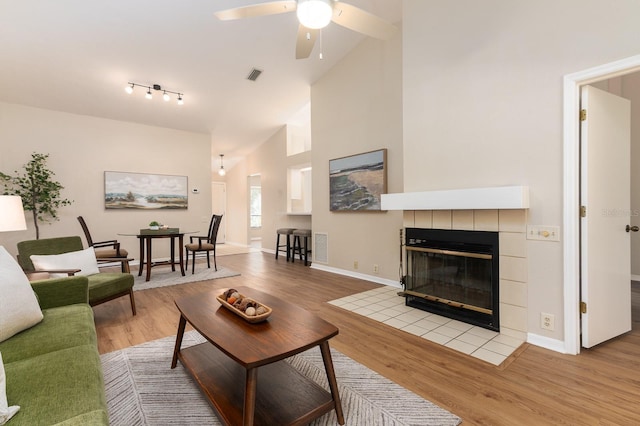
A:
[{"xmin": 402, "ymin": 208, "xmax": 529, "ymax": 343}]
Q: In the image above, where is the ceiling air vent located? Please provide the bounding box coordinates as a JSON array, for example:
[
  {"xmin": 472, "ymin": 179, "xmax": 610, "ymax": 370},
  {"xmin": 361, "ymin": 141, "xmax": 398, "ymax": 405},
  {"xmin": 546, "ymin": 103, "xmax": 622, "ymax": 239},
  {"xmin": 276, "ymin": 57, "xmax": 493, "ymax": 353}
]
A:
[{"xmin": 247, "ymin": 68, "xmax": 263, "ymax": 81}]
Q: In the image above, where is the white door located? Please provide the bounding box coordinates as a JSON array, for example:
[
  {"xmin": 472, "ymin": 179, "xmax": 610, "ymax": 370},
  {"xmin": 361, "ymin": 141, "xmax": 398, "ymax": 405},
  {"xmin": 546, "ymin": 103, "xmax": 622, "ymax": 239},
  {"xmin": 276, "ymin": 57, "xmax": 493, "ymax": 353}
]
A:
[
  {"xmin": 212, "ymin": 182, "xmax": 226, "ymax": 243},
  {"xmin": 580, "ymin": 85, "xmax": 632, "ymax": 348}
]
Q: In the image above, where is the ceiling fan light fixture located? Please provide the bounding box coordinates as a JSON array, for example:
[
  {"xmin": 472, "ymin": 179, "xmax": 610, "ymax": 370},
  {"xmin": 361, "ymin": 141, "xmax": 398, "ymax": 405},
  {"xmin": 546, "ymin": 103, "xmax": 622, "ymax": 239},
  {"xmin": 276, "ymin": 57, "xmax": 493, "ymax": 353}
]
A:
[{"xmin": 296, "ymin": 0, "xmax": 332, "ymax": 30}]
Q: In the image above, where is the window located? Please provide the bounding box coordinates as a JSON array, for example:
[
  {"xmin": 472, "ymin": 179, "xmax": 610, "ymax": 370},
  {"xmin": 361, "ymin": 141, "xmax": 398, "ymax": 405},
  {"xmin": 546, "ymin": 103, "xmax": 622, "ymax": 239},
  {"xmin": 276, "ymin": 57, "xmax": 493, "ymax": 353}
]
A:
[{"xmin": 250, "ymin": 185, "xmax": 262, "ymax": 228}]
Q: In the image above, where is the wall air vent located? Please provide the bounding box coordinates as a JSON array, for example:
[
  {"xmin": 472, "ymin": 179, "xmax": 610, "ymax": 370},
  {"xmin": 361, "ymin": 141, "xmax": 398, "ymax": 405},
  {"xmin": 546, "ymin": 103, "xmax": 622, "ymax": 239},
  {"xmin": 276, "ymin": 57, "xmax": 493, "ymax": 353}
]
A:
[
  {"xmin": 247, "ymin": 68, "xmax": 263, "ymax": 81},
  {"xmin": 314, "ymin": 232, "xmax": 328, "ymax": 264}
]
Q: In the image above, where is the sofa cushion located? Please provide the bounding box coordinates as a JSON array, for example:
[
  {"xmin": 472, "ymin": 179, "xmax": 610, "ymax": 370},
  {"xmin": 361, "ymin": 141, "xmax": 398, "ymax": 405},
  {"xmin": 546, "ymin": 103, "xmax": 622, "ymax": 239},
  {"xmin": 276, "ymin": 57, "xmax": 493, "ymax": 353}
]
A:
[
  {"xmin": 0, "ymin": 246, "xmax": 43, "ymax": 343},
  {"xmin": 3, "ymin": 345, "xmax": 107, "ymax": 426},
  {"xmin": 0, "ymin": 304, "xmax": 96, "ymax": 365},
  {"xmin": 0, "ymin": 352, "xmax": 20, "ymax": 425},
  {"xmin": 30, "ymin": 247, "xmax": 100, "ymax": 278}
]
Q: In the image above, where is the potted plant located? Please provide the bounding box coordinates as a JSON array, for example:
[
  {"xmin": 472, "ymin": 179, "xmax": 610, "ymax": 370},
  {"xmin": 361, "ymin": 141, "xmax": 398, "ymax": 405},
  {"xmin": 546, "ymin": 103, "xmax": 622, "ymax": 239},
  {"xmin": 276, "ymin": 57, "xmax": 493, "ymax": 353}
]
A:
[
  {"xmin": 149, "ymin": 221, "xmax": 161, "ymax": 230},
  {"xmin": 0, "ymin": 152, "xmax": 73, "ymax": 239}
]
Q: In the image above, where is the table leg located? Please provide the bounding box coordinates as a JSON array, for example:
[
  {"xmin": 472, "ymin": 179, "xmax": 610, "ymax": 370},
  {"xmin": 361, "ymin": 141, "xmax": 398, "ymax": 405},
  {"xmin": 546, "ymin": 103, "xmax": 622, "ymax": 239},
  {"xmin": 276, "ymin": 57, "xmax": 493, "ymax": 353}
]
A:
[
  {"xmin": 138, "ymin": 237, "xmax": 144, "ymax": 277},
  {"xmin": 320, "ymin": 341, "xmax": 345, "ymax": 425},
  {"xmin": 170, "ymin": 236, "xmax": 176, "ymax": 272},
  {"xmin": 243, "ymin": 368, "xmax": 258, "ymax": 426},
  {"xmin": 145, "ymin": 236, "xmax": 152, "ymax": 282},
  {"xmin": 178, "ymin": 234, "xmax": 185, "ymax": 276},
  {"xmin": 171, "ymin": 315, "xmax": 187, "ymax": 369}
]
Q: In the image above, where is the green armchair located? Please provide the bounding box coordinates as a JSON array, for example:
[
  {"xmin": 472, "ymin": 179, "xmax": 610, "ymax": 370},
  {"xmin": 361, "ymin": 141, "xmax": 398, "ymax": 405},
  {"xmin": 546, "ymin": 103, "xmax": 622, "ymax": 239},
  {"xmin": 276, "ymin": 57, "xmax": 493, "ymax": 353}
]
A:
[{"xmin": 16, "ymin": 236, "xmax": 136, "ymax": 315}]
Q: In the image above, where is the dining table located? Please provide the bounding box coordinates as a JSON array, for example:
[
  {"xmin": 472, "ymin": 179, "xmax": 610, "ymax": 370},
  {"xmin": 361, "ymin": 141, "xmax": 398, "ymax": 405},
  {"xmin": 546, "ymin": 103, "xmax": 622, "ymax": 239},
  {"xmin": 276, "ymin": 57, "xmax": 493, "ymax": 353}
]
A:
[{"xmin": 119, "ymin": 228, "xmax": 196, "ymax": 282}]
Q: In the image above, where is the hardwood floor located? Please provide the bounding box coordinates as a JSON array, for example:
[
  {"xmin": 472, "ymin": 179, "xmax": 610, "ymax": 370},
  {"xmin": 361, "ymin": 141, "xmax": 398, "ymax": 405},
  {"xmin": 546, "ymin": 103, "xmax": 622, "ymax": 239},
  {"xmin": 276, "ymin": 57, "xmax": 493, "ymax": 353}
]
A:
[{"xmin": 94, "ymin": 253, "xmax": 640, "ymax": 425}]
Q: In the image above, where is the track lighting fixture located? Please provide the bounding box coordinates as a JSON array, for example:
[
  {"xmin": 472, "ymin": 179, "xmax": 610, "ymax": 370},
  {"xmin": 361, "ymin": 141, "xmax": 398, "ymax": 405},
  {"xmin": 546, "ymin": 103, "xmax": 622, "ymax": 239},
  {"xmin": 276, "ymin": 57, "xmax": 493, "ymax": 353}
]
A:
[
  {"xmin": 125, "ymin": 82, "xmax": 184, "ymax": 105},
  {"xmin": 218, "ymin": 154, "xmax": 226, "ymax": 177}
]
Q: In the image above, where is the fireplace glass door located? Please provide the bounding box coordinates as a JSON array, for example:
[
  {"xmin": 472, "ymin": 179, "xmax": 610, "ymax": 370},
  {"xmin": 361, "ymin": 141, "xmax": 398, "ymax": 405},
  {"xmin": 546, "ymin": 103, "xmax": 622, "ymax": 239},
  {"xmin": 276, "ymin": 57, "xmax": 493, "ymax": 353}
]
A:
[{"xmin": 404, "ymin": 228, "xmax": 499, "ymax": 331}]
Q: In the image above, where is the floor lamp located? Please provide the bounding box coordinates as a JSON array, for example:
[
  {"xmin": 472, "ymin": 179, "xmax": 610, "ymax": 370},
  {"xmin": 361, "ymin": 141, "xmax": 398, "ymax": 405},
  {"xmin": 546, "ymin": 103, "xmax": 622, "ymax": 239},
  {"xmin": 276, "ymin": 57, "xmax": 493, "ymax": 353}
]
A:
[{"xmin": 0, "ymin": 195, "xmax": 27, "ymax": 235}]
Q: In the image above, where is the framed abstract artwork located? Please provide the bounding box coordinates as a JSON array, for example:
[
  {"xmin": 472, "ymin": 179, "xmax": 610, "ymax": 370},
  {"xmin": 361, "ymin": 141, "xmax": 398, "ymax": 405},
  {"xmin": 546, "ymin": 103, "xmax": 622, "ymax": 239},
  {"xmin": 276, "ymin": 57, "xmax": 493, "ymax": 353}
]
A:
[
  {"xmin": 329, "ymin": 149, "xmax": 387, "ymax": 211},
  {"xmin": 104, "ymin": 171, "xmax": 188, "ymax": 209}
]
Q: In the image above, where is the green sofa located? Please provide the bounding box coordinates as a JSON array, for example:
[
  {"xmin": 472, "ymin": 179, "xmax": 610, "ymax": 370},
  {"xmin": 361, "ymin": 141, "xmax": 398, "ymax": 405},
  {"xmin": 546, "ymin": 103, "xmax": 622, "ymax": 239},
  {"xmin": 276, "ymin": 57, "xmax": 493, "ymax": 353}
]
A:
[{"xmin": 0, "ymin": 276, "xmax": 109, "ymax": 425}]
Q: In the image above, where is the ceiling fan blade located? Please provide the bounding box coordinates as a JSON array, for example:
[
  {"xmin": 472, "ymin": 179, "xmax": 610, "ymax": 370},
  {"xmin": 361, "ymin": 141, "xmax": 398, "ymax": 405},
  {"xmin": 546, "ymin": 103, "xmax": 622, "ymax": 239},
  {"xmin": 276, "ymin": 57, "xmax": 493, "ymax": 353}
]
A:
[
  {"xmin": 295, "ymin": 25, "xmax": 318, "ymax": 59},
  {"xmin": 215, "ymin": 1, "xmax": 296, "ymax": 20},
  {"xmin": 331, "ymin": 1, "xmax": 397, "ymax": 40}
]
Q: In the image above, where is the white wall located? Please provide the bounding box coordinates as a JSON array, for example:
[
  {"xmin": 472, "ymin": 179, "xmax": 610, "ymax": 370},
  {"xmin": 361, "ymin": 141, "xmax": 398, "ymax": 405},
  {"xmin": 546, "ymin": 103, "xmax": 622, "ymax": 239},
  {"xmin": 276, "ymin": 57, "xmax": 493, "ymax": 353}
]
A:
[
  {"xmin": 402, "ymin": 0, "xmax": 640, "ymax": 342},
  {"xmin": 311, "ymin": 25, "xmax": 403, "ymax": 279},
  {"xmin": 0, "ymin": 102, "xmax": 212, "ymax": 260}
]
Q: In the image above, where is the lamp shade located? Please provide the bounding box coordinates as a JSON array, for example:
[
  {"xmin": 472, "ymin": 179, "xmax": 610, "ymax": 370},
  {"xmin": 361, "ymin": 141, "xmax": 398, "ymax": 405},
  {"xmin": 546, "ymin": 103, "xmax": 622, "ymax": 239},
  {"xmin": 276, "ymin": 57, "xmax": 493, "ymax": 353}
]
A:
[{"xmin": 0, "ymin": 195, "xmax": 27, "ymax": 232}]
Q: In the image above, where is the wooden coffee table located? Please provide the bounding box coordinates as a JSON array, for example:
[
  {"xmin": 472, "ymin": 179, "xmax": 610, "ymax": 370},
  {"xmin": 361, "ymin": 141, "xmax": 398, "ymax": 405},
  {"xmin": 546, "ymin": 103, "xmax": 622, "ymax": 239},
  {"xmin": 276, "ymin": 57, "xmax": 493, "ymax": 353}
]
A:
[{"xmin": 171, "ymin": 287, "xmax": 345, "ymax": 426}]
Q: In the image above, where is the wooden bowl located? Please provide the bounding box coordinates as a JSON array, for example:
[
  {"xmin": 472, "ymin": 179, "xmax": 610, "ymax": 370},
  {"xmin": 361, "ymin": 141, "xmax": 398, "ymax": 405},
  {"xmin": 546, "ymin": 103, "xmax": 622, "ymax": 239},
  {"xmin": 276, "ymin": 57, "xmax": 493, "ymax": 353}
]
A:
[{"xmin": 216, "ymin": 293, "xmax": 272, "ymax": 323}]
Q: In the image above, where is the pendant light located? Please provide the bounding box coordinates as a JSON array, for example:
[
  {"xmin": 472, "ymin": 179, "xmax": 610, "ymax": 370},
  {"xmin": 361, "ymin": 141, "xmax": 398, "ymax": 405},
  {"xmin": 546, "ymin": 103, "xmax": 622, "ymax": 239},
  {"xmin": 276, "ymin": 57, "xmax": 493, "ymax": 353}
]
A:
[{"xmin": 218, "ymin": 154, "xmax": 226, "ymax": 176}]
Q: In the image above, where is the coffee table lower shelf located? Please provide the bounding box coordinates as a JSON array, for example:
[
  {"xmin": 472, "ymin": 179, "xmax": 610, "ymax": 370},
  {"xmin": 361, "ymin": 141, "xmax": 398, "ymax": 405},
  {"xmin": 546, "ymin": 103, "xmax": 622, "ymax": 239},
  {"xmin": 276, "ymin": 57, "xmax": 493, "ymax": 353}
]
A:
[{"xmin": 178, "ymin": 342, "xmax": 337, "ymax": 426}]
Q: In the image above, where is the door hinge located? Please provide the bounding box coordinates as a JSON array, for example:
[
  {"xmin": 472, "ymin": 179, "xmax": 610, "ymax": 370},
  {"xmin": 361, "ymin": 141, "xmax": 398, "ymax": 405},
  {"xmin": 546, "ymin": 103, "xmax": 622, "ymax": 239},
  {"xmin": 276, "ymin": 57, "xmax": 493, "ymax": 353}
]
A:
[
  {"xmin": 580, "ymin": 206, "xmax": 586, "ymax": 217},
  {"xmin": 580, "ymin": 301, "xmax": 587, "ymax": 314},
  {"xmin": 580, "ymin": 109, "xmax": 587, "ymax": 121}
]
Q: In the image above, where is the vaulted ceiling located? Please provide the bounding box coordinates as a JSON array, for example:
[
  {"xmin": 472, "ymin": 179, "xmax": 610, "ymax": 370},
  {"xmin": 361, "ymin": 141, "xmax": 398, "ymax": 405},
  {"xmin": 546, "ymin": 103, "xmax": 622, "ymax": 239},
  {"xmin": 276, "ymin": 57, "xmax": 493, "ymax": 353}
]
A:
[{"xmin": 0, "ymin": 0, "xmax": 402, "ymax": 166}]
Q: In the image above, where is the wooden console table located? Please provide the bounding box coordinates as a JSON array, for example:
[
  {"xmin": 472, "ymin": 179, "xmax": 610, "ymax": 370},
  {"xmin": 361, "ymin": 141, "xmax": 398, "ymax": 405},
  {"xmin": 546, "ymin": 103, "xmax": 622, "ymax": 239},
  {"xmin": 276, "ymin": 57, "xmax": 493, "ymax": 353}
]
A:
[{"xmin": 171, "ymin": 287, "xmax": 345, "ymax": 426}]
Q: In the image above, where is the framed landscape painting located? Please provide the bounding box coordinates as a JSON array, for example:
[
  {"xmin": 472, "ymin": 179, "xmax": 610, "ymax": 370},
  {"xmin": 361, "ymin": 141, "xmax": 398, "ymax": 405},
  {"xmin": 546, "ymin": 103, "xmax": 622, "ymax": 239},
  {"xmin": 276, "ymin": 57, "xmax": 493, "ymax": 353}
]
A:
[
  {"xmin": 329, "ymin": 149, "xmax": 387, "ymax": 211},
  {"xmin": 104, "ymin": 171, "xmax": 188, "ymax": 209}
]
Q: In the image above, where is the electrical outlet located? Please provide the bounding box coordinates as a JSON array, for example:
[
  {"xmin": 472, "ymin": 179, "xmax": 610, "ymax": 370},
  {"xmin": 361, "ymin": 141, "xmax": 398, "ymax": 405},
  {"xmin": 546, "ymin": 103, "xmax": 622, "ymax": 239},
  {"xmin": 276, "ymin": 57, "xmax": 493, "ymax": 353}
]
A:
[
  {"xmin": 353, "ymin": 261, "xmax": 358, "ymax": 270},
  {"xmin": 373, "ymin": 264, "xmax": 379, "ymax": 274},
  {"xmin": 541, "ymin": 312, "xmax": 555, "ymax": 331}
]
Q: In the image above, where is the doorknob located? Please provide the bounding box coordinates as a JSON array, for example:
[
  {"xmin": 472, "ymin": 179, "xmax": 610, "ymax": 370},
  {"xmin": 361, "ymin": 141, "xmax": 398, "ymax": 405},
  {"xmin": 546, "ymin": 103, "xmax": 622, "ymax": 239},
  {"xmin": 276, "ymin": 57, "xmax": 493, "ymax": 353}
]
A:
[{"xmin": 626, "ymin": 225, "xmax": 639, "ymax": 232}]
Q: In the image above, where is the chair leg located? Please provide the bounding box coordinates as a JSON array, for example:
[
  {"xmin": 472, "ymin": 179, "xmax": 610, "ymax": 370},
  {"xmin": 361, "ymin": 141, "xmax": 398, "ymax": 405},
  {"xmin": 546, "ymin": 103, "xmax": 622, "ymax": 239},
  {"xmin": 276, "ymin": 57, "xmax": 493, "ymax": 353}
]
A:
[
  {"xmin": 286, "ymin": 235, "xmax": 291, "ymax": 262},
  {"xmin": 213, "ymin": 247, "xmax": 217, "ymax": 271},
  {"xmin": 191, "ymin": 252, "xmax": 196, "ymax": 274},
  {"xmin": 185, "ymin": 250, "xmax": 189, "ymax": 270},
  {"xmin": 129, "ymin": 289, "xmax": 137, "ymax": 316},
  {"xmin": 291, "ymin": 235, "xmax": 299, "ymax": 262},
  {"xmin": 206, "ymin": 251, "xmax": 211, "ymax": 269},
  {"xmin": 275, "ymin": 234, "xmax": 281, "ymax": 259}
]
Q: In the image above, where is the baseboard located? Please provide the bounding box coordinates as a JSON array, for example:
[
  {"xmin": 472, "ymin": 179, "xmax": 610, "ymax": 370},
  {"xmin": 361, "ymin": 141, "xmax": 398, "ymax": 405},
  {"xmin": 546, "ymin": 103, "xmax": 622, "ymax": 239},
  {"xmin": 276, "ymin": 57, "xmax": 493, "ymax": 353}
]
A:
[
  {"xmin": 310, "ymin": 263, "xmax": 401, "ymax": 288},
  {"xmin": 527, "ymin": 333, "xmax": 567, "ymax": 353}
]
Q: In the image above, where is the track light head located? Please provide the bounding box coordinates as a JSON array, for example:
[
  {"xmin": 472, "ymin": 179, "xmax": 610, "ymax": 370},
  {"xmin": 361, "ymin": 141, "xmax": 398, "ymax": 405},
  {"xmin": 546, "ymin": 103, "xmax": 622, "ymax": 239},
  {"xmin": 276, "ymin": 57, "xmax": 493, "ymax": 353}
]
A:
[
  {"xmin": 145, "ymin": 88, "xmax": 152, "ymax": 99},
  {"xmin": 163, "ymin": 91, "xmax": 170, "ymax": 102},
  {"xmin": 125, "ymin": 83, "xmax": 134, "ymax": 94},
  {"xmin": 177, "ymin": 94, "xmax": 184, "ymax": 105}
]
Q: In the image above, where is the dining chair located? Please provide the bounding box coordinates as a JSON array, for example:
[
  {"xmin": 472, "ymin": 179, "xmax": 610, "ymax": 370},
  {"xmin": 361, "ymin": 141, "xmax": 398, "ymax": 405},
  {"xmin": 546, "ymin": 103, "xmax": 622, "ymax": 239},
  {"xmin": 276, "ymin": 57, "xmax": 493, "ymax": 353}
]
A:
[
  {"xmin": 77, "ymin": 215, "xmax": 129, "ymax": 272},
  {"xmin": 185, "ymin": 214, "xmax": 223, "ymax": 274}
]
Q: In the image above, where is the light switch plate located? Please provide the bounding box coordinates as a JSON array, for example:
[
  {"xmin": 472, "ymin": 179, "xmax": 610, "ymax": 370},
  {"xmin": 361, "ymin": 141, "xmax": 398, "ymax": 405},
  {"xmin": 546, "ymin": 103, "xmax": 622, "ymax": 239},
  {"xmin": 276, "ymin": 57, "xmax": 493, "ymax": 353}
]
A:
[{"xmin": 526, "ymin": 225, "xmax": 560, "ymax": 242}]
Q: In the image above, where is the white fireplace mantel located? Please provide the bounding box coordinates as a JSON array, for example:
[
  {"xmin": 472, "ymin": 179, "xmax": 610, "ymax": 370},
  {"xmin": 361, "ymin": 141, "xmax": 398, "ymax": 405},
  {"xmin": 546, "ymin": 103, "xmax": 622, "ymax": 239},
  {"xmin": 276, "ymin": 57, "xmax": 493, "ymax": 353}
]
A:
[{"xmin": 381, "ymin": 186, "xmax": 529, "ymax": 211}]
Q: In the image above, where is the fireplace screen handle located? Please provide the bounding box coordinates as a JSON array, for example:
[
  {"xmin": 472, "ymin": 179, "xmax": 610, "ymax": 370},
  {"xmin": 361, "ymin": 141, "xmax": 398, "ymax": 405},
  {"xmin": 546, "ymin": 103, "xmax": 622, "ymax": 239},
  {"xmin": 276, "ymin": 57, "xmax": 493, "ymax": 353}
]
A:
[{"xmin": 626, "ymin": 225, "xmax": 639, "ymax": 232}]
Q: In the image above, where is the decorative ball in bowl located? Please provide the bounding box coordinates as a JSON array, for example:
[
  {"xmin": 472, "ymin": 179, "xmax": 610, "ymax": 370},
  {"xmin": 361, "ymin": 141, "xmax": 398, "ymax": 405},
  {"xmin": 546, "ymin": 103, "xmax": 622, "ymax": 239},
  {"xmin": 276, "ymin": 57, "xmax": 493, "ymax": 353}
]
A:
[{"xmin": 217, "ymin": 288, "xmax": 272, "ymax": 323}]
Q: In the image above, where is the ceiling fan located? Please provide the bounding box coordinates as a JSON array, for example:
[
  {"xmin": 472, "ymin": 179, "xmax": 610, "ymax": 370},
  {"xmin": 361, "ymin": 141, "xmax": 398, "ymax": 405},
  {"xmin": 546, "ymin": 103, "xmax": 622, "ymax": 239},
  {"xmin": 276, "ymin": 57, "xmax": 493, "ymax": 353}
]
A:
[{"xmin": 214, "ymin": 0, "xmax": 397, "ymax": 59}]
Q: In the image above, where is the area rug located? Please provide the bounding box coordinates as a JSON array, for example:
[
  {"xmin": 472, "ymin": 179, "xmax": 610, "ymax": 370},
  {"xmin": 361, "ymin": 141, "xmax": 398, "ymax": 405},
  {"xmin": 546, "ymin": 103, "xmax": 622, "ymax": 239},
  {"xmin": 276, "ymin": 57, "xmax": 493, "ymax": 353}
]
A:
[
  {"xmin": 101, "ymin": 331, "xmax": 461, "ymax": 426},
  {"xmin": 133, "ymin": 266, "xmax": 240, "ymax": 291}
]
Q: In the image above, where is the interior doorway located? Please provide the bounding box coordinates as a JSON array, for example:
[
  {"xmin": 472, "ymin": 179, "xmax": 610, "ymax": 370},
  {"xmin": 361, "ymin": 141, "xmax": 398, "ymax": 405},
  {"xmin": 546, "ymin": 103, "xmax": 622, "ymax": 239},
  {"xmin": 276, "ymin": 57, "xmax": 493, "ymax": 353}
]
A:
[
  {"xmin": 564, "ymin": 54, "xmax": 640, "ymax": 354},
  {"xmin": 248, "ymin": 174, "xmax": 262, "ymax": 249}
]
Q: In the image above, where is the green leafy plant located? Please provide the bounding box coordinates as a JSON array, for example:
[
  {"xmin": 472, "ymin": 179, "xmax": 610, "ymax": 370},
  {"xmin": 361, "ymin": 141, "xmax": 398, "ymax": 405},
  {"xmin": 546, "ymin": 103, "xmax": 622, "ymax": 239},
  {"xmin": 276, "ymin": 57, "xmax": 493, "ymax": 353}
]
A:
[
  {"xmin": 0, "ymin": 152, "xmax": 73, "ymax": 239},
  {"xmin": 149, "ymin": 221, "xmax": 161, "ymax": 227}
]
